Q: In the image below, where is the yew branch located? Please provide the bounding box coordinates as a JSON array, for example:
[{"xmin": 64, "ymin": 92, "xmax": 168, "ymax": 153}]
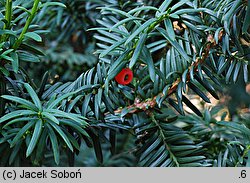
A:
[{"xmin": 115, "ymin": 30, "xmax": 224, "ymax": 115}]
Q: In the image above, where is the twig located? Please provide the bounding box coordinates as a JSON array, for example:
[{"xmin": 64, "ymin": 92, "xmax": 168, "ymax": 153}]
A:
[
  {"xmin": 12, "ymin": 0, "xmax": 40, "ymax": 50},
  {"xmin": 115, "ymin": 30, "xmax": 224, "ymax": 114}
]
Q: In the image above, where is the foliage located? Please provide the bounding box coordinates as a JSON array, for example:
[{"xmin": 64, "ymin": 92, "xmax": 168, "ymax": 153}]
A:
[{"xmin": 0, "ymin": 0, "xmax": 249, "ymax": 167}]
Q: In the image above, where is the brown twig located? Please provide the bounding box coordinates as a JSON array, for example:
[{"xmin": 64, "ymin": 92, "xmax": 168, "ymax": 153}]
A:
[{"xmin": 115, "ymin": 30, "xmax": 224, "ymax": 115}]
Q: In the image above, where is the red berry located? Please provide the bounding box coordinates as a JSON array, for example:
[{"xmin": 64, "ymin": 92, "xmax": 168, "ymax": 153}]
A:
[{"xmin": 115, "ymin": 68, "xmax": 133, "ymax": 85}]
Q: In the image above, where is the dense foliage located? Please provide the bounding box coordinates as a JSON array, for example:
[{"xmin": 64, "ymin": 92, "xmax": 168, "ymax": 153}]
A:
[{"xmin": 0, "ymin": 0, "xmax": 250, "ymax": 167}]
